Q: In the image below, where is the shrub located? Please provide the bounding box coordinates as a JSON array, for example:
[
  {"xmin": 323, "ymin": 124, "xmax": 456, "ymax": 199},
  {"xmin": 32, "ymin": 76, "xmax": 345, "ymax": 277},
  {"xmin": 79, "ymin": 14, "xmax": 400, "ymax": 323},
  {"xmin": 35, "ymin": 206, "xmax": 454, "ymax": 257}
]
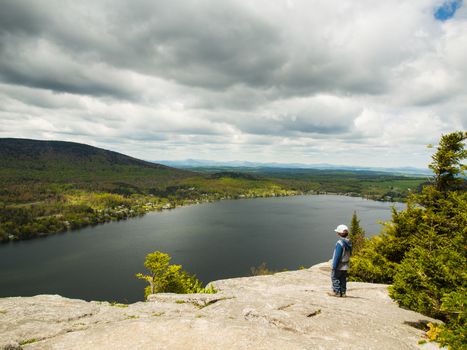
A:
[
  {"xmin": 349, "ymin": 235, "xmax": 396, "ymax": 283},
  {"xmin": 136, "ymin": 251, "xmax": 216, "ymax": 299}
]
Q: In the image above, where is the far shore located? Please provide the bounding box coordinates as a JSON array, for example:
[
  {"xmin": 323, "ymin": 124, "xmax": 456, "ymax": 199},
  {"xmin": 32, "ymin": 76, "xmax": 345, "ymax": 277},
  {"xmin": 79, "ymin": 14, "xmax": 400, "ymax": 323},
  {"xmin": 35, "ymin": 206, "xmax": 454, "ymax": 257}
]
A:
[{"xmin": 2, "ymin": 191, "xmax": 404, "ymax": 245}]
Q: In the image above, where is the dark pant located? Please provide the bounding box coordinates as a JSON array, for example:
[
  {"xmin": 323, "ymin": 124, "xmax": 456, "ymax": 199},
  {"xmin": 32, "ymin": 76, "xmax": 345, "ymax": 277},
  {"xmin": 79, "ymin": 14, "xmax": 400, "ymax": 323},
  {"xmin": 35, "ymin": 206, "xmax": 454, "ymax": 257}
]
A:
[{"xmin": 331, "ymin": 269, "xmax": 347, "ymax": 295}]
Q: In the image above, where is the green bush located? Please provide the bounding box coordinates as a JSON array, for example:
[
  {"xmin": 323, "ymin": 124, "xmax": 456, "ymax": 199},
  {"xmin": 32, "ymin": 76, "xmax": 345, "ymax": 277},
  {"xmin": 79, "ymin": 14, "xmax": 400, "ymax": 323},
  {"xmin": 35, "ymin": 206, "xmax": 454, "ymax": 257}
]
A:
[
  {"xmin": 434, "ymin": 290, "xmax": 467, "ymax": 348},
  {"xmin": 136, "ymin": 251, "xmax": 216, "ymax": 299},
  {"xmin": 390, "ymin": 244, "xmax": 465, "ymax": 318},
  {"xmin": 349, "ymin": 235, "xmax": 396, "ymax": 283}
]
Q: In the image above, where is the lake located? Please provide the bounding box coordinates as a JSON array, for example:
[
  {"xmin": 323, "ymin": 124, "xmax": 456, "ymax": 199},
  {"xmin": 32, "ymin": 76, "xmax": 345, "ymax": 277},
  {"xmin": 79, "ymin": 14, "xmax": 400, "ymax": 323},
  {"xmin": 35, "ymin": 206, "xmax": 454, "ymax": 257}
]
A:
[{"xmin": 0, "ymin": 195, "xmax": 404, "ymax": 303}]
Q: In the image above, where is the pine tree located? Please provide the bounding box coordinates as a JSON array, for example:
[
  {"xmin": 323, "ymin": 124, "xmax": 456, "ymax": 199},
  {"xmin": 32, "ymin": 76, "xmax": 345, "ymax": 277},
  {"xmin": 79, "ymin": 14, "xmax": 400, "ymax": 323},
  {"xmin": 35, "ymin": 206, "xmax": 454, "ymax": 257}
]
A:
[
  {"xmin": 349, "ymin": 211, "xmax": 365, "ymax": 254},
  {"xmin": 429, "ymin": 131, "xmax": 467, "ymax": 192}
]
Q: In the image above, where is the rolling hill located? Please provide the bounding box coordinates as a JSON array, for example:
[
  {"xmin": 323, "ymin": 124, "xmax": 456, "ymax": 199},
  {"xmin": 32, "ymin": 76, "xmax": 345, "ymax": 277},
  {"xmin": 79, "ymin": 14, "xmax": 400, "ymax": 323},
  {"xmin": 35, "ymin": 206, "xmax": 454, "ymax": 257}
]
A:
[{"xmin": 0, "ymin": 138, "xmax": 193, "ymax": 187}]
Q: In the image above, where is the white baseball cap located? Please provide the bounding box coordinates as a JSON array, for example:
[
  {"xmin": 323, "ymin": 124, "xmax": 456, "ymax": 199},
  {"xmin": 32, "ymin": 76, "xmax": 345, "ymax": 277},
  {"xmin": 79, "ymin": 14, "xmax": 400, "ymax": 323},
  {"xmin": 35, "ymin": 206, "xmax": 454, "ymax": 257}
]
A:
[{"xmin": 334, "ymin": 224, "xmax": 349, "ymax": 233}]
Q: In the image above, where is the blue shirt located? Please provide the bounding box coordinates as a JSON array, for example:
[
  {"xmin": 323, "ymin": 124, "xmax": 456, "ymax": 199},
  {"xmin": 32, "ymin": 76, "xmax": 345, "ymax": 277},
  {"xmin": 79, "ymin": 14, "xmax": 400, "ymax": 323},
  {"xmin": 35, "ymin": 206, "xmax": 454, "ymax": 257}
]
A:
[{"xmin": 332, "ymin": 238, "xmax": 352, "ymax": 270}]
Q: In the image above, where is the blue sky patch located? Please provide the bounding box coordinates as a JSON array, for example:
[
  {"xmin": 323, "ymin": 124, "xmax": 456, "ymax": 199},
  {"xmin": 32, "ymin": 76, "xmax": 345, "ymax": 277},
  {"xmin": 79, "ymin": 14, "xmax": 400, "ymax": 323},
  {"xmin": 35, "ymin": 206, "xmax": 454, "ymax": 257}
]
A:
[{"xmin": 434, "ymin": 0, "xmax": 463, "ymax": 21}]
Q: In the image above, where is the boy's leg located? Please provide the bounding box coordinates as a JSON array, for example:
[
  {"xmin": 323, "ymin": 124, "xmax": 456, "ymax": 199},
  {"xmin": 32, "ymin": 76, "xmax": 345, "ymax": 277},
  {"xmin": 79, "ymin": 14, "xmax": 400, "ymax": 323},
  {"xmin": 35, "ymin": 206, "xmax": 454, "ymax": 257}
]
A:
[
  {"xmin": 331, "ymin": 269, "xmax": 341, "ymax": 294},
  {"xmin": 339, "ymin": 270, "xmax": 348, "ymax": 295}
]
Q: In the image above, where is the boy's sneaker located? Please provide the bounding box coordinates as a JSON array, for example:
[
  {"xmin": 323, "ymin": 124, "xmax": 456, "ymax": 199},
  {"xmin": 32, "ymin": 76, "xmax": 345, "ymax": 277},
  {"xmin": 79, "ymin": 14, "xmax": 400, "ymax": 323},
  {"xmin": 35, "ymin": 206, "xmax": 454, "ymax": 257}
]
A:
[{"xmin": 327, "ymin": 291, "xmax": 340, "ymax": 297}]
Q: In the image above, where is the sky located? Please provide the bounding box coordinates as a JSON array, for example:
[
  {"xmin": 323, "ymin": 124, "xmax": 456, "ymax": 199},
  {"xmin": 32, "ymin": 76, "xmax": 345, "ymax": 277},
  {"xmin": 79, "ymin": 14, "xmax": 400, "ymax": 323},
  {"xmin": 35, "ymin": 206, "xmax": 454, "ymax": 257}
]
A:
[{"xmin": 0, "ymin": 0, "xmax": 466, "ymax": 168}]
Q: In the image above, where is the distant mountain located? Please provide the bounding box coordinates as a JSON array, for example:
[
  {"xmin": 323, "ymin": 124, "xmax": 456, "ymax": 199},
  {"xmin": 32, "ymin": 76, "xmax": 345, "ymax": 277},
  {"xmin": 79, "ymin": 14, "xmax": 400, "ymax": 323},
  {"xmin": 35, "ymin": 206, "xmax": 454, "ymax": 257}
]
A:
[
  {"xmin": 154, "ymin": 159, "xmax": 433, "ymax": 176},
  {"xmin": 0, "ymin": 138, "xmax": 193, "ymax": 185}
]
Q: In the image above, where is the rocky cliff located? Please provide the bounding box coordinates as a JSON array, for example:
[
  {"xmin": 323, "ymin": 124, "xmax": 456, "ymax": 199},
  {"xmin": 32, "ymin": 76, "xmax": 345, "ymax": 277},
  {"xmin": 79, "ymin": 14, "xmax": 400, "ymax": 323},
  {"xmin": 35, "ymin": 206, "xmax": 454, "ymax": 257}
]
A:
[{"xmin": 0, "ymin": 262, "xmax": 441, "ymax": 350}]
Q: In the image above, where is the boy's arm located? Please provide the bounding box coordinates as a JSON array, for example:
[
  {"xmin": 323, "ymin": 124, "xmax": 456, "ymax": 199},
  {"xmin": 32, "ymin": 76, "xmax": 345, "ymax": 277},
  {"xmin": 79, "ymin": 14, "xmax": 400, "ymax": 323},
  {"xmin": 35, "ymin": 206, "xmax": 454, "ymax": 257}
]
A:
[{"xmin": 332, "ymin": 242, "xmax": 343, "ymax": 270}]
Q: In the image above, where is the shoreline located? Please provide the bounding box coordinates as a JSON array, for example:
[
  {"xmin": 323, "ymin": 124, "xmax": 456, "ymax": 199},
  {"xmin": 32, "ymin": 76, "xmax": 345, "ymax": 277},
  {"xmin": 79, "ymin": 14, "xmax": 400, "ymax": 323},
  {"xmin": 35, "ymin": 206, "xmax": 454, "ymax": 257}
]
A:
[{"xmin": 1, "ymin": 191, "xmax": 405, "ymax": 244}]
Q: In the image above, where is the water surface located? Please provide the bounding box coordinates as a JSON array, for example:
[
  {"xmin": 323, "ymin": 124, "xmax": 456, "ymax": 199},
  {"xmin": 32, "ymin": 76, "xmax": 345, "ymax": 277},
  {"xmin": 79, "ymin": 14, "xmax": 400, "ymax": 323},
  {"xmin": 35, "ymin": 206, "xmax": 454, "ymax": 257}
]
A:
[{"xmin": 0, "ymin": 195, "xmax": 404, "ymax": 302}]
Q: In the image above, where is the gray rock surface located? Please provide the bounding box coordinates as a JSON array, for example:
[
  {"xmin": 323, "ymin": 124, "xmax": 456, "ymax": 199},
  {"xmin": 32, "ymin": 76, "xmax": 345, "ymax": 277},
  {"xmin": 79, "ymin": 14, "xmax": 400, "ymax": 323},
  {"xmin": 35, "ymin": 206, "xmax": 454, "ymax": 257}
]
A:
[{"xmin": 0, "ymin": 262, "xmax": 441, "ymax": 349}]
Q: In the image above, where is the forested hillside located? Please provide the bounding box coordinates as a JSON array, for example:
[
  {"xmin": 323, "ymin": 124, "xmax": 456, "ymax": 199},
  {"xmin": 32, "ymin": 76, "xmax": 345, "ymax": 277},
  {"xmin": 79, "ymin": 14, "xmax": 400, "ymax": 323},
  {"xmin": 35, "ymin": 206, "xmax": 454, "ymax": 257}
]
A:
[
  {"xmin": 0, "ymin": 138, "xmax": 424, "ymax": 242},
  {"xmin": 0, "ymin": 138, "xmax": 192, "ymax": 187}
]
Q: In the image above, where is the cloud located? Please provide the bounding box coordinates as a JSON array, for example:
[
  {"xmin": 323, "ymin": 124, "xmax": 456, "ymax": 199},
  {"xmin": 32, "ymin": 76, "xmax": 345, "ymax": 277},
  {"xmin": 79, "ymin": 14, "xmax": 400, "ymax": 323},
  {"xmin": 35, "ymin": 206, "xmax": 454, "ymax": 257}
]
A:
[
  {"xmin": 0, "ymin": 0, "xmax": 466, "ymax": 168},
  {"xmin": 227, "ymin": 95, "xmax": 362, "ymax": 136},
  {"xmin": 0, "ymin": 0, "xmax": 285, "ymax": 93}
]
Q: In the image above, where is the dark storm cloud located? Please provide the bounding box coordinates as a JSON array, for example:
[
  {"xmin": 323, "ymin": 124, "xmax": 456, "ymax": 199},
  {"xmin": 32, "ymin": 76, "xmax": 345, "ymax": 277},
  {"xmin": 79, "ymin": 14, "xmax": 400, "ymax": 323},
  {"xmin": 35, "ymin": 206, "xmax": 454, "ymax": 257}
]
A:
[
  {"xmin": 0, "ymin": 0, "xmax": 46, "ymax": 35},
  {"xmin": 109, "ymin": 1, "xmax": 285, "ymax": 89},
  {"xmin": 0, "ymin": 0, "xmax": 287, "ymax": 98},
  {"xmin": 207, "ymin": 94, "xmax": 363, "ymax": 137},
  {"xmin": 0, "ymin": 83, "xmax": 85, "ymax": 109},
  {"xmin": 0, "ymin": 1, "xmax": 137, "ymax": 99},
  {"xmin": 238, "ymin": 119, "xmax": 350, "ymax": 136},
  {"xmin": 0, "ymin": 65, "xmax": 136, "ymax": 100},
  {"xmin": 0, "ymin": 0, "xmax": 391, "ymax": 103}
]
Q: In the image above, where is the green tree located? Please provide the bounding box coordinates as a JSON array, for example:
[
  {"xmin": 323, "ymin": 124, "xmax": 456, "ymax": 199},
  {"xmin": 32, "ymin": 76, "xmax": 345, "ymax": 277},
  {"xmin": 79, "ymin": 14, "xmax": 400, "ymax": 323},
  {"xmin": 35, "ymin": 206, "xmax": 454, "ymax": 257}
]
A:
[
  {"xmin": 349, "ymin": 211, "xmax": 365, "ymax": 254},
  {"xmin": 429, "ymin": 131, "xmax": 467, "ymax": 192},
  {"xmin": 136, "ymin": 251, "xmax": 215, "ymax": 299},
  {"xmin": 136, "ymin": 251, "xmax": 171, "ymax": 296},
  {"xmin": 349, "ymin": 131, "xmax": 467, "ymax": 348}
]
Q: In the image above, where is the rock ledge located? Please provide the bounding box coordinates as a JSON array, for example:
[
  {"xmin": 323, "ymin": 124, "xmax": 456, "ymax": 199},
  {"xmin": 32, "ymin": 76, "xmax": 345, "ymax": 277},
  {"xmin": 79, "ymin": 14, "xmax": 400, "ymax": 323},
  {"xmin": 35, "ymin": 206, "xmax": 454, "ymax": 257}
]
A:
[{"xmin": 0, "ymin": 262, "xmax": 441, "ymax": 349}]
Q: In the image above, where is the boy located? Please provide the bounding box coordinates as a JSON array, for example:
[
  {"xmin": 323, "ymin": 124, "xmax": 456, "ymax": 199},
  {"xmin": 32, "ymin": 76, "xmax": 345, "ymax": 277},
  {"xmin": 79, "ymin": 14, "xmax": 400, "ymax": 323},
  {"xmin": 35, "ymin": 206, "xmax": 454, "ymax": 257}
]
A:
[{"xmin": 330, "ymin": 224, "xmax": 352, "ymax": 297}]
